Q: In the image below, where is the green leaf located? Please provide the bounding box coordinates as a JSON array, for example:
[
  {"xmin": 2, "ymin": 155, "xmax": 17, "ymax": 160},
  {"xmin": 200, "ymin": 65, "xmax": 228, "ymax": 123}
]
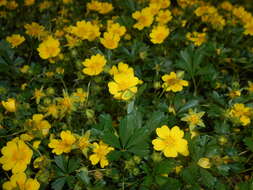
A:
[
  {"xmin": 77, "ymin": 169, "xmax": 90, "ymax": 185},
  {"xmin": 177, "ymin": 99, "xmax": 199, "ymax": 113},
  {"xmin": 155, "ymin": 160, "xmax": 177, "ymax": 175},
  {"xmin": 67, "ymin": 158, "xmax": 80, "ymax": 173},
  {"xmin": 107, "ymin": 150, "xmax": 122, "ymax": 161},
  {"xmin": 54, "ymin": 155, "xmax": 67, "ymax": 173},
  {"xmin": 181, "ymin": 164, "xmax": 199, "ymax": 185},
  {"xmin": 128, "ymin": 141, "xmax": 149, "ymax": 157},
  {"xmin": 102, "ymin": 130, "xmax": 121, "ymax": 149},
  {"xmin": 51, "ymin": 177, "xmax": 66, "ymax": 190},
  {"xmin": 243, "ymin": 137, "xmax": 253, "ymax": 152},
  {"xmin": 200, "ymin": 168, "xmax": 217, "ymax": 188},
  {"xmin": 160, "ymin": 177, "xmax": 182, "ymax": 190},
  {"xmin": 146, "ymin": 111, "xmax": 166, "ymax": 134}
]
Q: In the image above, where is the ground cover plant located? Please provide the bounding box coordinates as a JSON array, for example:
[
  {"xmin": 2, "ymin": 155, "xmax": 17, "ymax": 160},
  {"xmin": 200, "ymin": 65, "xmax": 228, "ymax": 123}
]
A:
[{"xmin": 1, "ymin": 0, "xmax": 253, "ymax": 189}]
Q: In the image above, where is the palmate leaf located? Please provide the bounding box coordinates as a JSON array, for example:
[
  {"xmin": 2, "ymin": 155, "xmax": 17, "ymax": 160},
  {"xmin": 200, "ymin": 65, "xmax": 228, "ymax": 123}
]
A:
[{"xmin": 119, "ymin": 110, "xmax": 149, "ymax": 156}]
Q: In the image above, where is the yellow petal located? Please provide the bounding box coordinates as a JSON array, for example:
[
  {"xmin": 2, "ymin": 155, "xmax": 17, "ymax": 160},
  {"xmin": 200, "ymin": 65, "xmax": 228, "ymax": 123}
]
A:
[{"xmin": 156, "ymin": 125, "xmax": 170, "ymax": 139}]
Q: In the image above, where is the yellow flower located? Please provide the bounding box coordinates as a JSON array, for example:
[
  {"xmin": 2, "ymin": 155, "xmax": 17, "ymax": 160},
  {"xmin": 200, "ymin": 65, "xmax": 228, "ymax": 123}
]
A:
[
  {"xmin": 228, "ymin": 90, "xmax": 241, "ymax": 99},
  {"xmin": 44, "ymin": 104, "xmax": 59, "ymax": 118},
  {"xmin": 1, "ymin": 98, "xmax": 17, "ymax": 112},
  {"xmin": 39, "ymin": 1, "xmax": 51, "ymax": 11},
  {"xmin": 152, "ymin": 125, "xmax": 189, "ymax": 157},
  {"xmin": 63, "ymin": 0, "xmax": 72, "ymax": 4},
  {"xmin": 100, "ymin": 32, "xmax": 120, "ymax": 49},
  {"xmin": 6, "ymin": 1, "xmax": 18, "ymax": 10},
  {"xmin": 156, "ymin": 10, "xmax": 172, "ymax": 24},
  {"xmin": 150, "ymin": 25, "xmax": 170, "ymax": 44},
  {"xmin": 20, "ymin": 65, "xmax": 30, "ymax": 73},
  {"xmin": 197, "ymin": 157, "xmax": 211, "ymax": 168},
  {"xmin": 87, "ymin": 1, "xmax": 113, "ymax": 14},
  {"xmin": 27, "ymin": 114, "xmax": 51, "ymax": 136},
  {"xmin": 24, "ymin": 0, "xmax": 35, "ymax": 6},
  {"xmin": 108, "ymin": 73, "xmax": 140, "ymax": 100},
  {"xmin": 32, "ymin": 141, "xmax": 41, "ymax": 149},
  {"xmin": 87, "ymin": 0, "xmax": 101, "ymax": 11},
  {"xmin": 65, "ymin": 34, "xmax": 80, "ymax": 48},
  {"xmin": 0, "ymin": 0, "xmax": 7, "ymax": 6},
  {"xmin": 162, "ymin": 72, "xmax": 188, "ymax": 92},
  {"xmin": 32, "ymin": 87, "xmax": 45, "ymax": 104},
  {"xmin": 82, "ymin": 54, "xmax": 106, "ymax": 76},
  {"xmin": 97, "ymin": 2, "xmax": 113, "ymax": 14},
  {"xmin": 107, "ymin": 22, "xmax": 126, "ymax": 37},
  {"xmin": 186, "ymin": 31, "xmax": 207, "ymax": 46},
  {"xmin": 37, "ymin": 36, "xmax": 61, "ymax": 59},
  {"xmin": 181, "ymin": 109, "xmax": 205, "ymax": 131},
  {"xmin": 0, "ymin": 138, "xmax": 33, "ymax": 173},
  {"xmin": 229, "ymin": 103, "xmax": 252, "ymax": 126},
  {"xmin": 24, "ymin": 22, "xmax": 45, "ymax": 39},
  {"xmin": 132, "ymin": 8, "xmax": 154, "ymax": 30},
  {"xmin": 150, "ymin": 0, "xmax": 171, "ymax": 9},
  {"xmin": 2, "ymin": 172, "xmax": 40, "ymax": 190},
  {"xmin": 6, "ymin": 34, "xmax": 25, "ymax": 48},
  {"xmin": 220, "ymin": 1, "xmax": 233, "ymax": 11},
  {"xmin": 109, "ymin": 62, "xmax": 134, "ymax": 76},
  {"xmin": 72, "ymin": 88, "xmax": 87, "ymax": 103},
  {"xmin": 20, "ymin": 133, "xmax": 34, "ymax": 141},
  {"xmin": 48, "ymin": 130, "xmax": 76, "ymax": 155},
  {"xmin": 175, "ymin": 165, "xmax": 183, "ymax": 174},
  {"xmin": 71, "ymin": 20, "xmax": 100, "ymax": 41},
  {"xmin": 78, "ymin": 131, "xmax": 90, "ymax": 157},
  {"xmin": 247, "ymin": 81, "xmax": 253, "ymax": 93},
  {"xmin": 57, "ymin": 90, "xmax": 76, "ymax": 116},
  {"xmin": 89, "ymin": 141, "xmax": 114, "ymax": 168},
  {"xmin": 244, "ymin": 22, "xmax": 253, "ymax": 36}
]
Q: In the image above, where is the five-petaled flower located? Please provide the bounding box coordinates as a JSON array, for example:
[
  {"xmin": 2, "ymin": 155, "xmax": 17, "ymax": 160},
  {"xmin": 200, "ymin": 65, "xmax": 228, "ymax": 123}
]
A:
[{"xmin": 152, "ymin": 125, "xmax": 189, "ymax": 158}]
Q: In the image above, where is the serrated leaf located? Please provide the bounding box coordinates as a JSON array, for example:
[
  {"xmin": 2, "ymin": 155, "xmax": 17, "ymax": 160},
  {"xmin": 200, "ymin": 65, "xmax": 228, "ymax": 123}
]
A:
[
  {"xmin": 51, "ymin": 177, "xmax": 66, "ymax": 190},
  {"xmin": 67, "ymin": 158, "xmax": 80, "ymax": 173},
  {"xmin": 54, "ymin": 155, "xmax": 67, "ymax": 173},
  {"xmin": 102, "ymin": 130, "xmax": 121, "ymax": 149}
]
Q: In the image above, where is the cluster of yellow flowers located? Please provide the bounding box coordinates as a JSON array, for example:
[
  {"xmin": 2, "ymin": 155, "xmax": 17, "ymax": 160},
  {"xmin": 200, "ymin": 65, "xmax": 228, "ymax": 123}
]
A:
[
  {"xmin": 26, "ymin": 114, "xmax": 51, "ymax": 136},
  {"xmin": 87, "ymin": 0, "xmax": 113, "ymax": 14},
  {"xmin": 195, "ymin": 5, "xmax": 226, "ymax": 30},
  {"xmin": 218, "ymin": 1, "xmax": 253, "ymax": 35},
  {"xmin": 232, "ymin": 6, "xmax": 253, "ymax": 36},
  {"xmin": 108, "ymin": 62, "xmax": 142, "ymax": 101},
  {"xmin": 71, "ymin": 20, "xmax": 100, "ymax": 42},
  {"xmin": 32, "ymin": 88, "xmax": 87, "ymax": 118},
  {"xmin": 49, "ymin": 130, "xmax": 113, "ymax": 168},
  {"xmin": 0, "ymin": 136, "xmax": 39, "ymax": 190},
  {"xmin": 132, "ymin": 0, "xmax": 172, "ymax": 44},
  {"xmin": 101, "ymin": 21, "xmax": 126, "ymax": 49},
  {"xmin": 229, "ymin": 103, "xmax": 252, "ymax": 126},
  {"xmin": 3, "ymin": 172, "xmax": 40, "ymax": 190}
]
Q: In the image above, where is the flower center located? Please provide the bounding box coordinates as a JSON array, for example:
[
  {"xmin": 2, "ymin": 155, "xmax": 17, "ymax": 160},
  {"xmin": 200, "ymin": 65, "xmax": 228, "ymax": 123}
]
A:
[
  {"xmin": 166, "ymin": 78, "xmax": 180, "ymax": 86},
  {"xmin": 164, "ymin": 135, "xmax": 175, "ymax": 147}
]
